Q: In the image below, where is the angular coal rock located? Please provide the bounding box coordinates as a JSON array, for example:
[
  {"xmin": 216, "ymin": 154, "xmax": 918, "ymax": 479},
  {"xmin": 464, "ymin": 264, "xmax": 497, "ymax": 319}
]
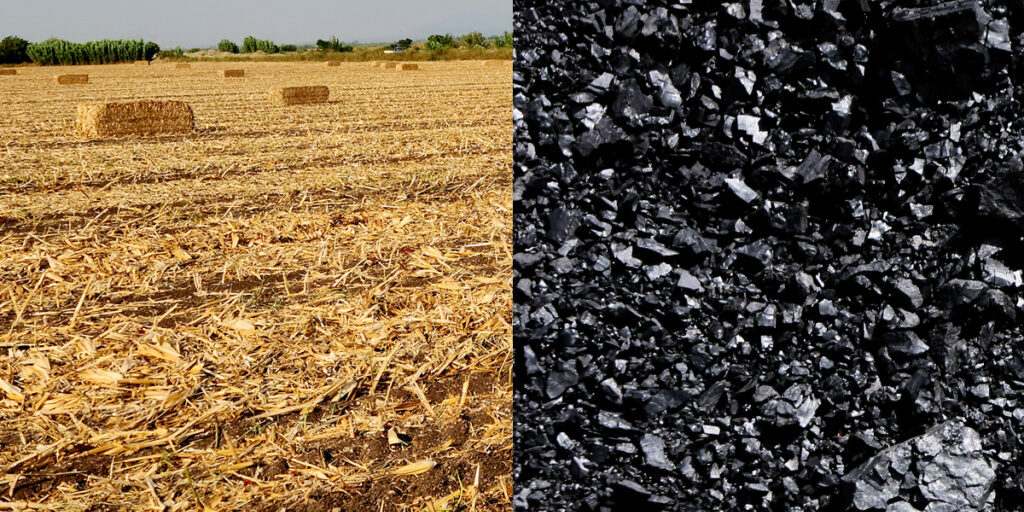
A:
[
  {"xmin": 648, "ymin": 70, "xmax": 682, "ymax": 109},
  {"xmin": 644, "ymin": 389, "xmax": 690, "ymax": 416},
  {"xmin": 880, "ymin": 330, "xmax": 930, "ymax": 357},
  {"xmin": 735, "ymin": 242, "xmax": 772, "ymax": 268},
  {"xmin": 795, "ymin": 149, "xmax": 832, "ymax": 183},
  {"xmin": 671, "ymin": 227, "xmax": 717, "ymax": 257},
  {"xmin": 639, "ymin": 433, "xmax": 673, "ymax": 471},
  {"xmin": 759, "ymin": 383, "xmax": 820, "ymax": 429},
  {"xmin": 635, "ymin": 238, "xmax": 679, "ymax": 260},
  {"xmin": 892, "ymin": 278, "xmax": 924, "ymax": 310},
  {"xmin": 724, "ymin": 177, "xmax": 759, "ymax": 203},
  {"xmin": 840, "ymin": 420, "xmax": 996, "ymax": 511},
  {"xmin": 614, "ymin": 479, "xmax": 651, "ymax": 500},
  {"xmin": 547, "ymin": 207, "xmax": 581, "ymax": 243},
  {"xmin": 938, "ymin": 279, "xmax": 988, "ymax": 306},
  {"xmin": 611, "ymin": 79, "xmax": 653, "ymax": 121},
  {"xmin": 981, "ymin": 258, "xmax": 1021, "ymax": 288},
  {"xmin": 576, "ymin": 117, "xmax": 627, "ymax": 158},
  {"xmin": 546, "ymin": 368, "xmax": 579, "ymax": 399},
  {"xmin": 612, "ymin": 244, "xmax": 643, "ymax": 268},
  {"xmin": 879, "ymin": 0, "xmax": 1010, "ymax": 99},
  {"xmin": 644, "ymin": 263, "xmax": 673, "ymax": 280},
  {"xmin": 676, "ymin": 269, "xmax": 703, "ymax": 293},
  {"xmin": 964, "ymin": 165, "xmax": 1024, "ymax": 227}
]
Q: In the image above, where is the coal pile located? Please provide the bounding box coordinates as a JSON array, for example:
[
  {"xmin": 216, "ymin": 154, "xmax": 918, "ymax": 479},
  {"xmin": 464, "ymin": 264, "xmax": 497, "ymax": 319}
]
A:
[{"xmin": 513, "ymin": 1, "xmax": 1024, "ymax": 510}]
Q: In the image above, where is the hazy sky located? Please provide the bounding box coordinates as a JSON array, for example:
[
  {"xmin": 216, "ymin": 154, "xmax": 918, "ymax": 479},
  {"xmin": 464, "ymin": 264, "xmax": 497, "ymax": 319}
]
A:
[{"xmin": 1, "ymin": 0, "xmax": 511, "ymax": 48}]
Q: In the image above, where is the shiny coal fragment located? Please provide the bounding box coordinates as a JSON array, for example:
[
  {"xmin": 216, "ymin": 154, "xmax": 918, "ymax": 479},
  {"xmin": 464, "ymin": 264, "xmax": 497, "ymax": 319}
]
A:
[
  {"xmin": 546, "ymin": 368, "xmax": 579, "ymax": 399},
  {"xmin": 724, "ymin": 177, "xmax": 759, "ymax": 203},
  {"xmin": 841, "ymin": 420, "xmax": 996, "ymax": 511}
]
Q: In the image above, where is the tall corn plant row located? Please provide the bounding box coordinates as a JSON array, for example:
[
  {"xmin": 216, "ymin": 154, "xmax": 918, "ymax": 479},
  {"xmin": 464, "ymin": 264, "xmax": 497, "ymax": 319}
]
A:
[{"xmin": 26, "ymin": 39, "xmax": 160, "ymax": 65}]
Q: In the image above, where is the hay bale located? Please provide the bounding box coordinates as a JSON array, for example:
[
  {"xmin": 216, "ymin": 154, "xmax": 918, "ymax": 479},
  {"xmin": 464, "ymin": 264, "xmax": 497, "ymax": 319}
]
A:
[
  {"xmin": 326, "ymin": 61, "xmax": 341, "ymax": 67},
  {"xmin": 269, "ymin": 86, "xmax": 329, "ymax": 106},
  {"xmin": 55, "ymin": 74, "xmax": 88, "ymax": 85},
  {"xmin": 175, "ymin": 63, "xmax": 191, "ymax": 69},
  {"xmin": 383, "ymin": 62, "xmax": 398, "ymax": 69},
  {"xmin": 222, "ymin": 69, "xmax": 245, "ymax": 78},
  {"xmin": 0, "ymin": 69, "xmax": 16, "ymax": 76},
  {"xmin": 397, "ymin": 63, "xmax": 419, "ymax": 71},
  {"xmin": 484, "ymin": 60, "xmax": 508, "ymax": 66},
  {"xmin": 76, "ymin": 100, "xmax": 195, "ymax": 137}
]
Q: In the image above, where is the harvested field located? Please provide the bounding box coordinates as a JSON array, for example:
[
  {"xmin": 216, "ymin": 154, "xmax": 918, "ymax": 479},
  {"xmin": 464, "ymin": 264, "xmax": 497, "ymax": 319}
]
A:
[
  {"xmin": 0, "ymin": 61, "xmax": 511, "ymax": 511},
  {"xmin": 55, "ymin": 73, "xmax": 88, "ymax": 84}
]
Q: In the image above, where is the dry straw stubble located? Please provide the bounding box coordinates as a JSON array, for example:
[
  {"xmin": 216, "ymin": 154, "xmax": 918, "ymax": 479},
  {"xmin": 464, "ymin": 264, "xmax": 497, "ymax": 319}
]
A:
[
  {"xmin": 269, "ymin": 86, "xmax": 329, "ymax": 106},
  {"xmin": 0, "ymin": 61, "xmax": 512, "ymax": 511},
  {"xmin": 0, "ymin": 69, "xmax": 16, "ymax": 76},
  {"xmin": 76, "ymin": 100, "xmax": 195, "ymax": 137},
  {"xmin": 222, "ymin": 69, "xmax": 245, "ymax": 78},
  {"xmin": 55, "ymin": 74, "xmax": 88, "ymax": 84}
]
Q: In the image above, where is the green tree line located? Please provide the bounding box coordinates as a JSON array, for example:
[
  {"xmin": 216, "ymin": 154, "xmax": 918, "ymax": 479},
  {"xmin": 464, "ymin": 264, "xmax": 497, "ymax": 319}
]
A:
[
  {"xmin": 15, "ymin": 38, "xmax": 159, "ymax": 65},
  {"xmin": 0, "ymin": 31, "xmax": 513, "ymax": 65},
  {"xmin": 424, "ymin": 31, "xmax": 512, "ymax": 50},
  {"xmin": 242, "ymin": 36, "xmax": 279, "ymax": 53}
]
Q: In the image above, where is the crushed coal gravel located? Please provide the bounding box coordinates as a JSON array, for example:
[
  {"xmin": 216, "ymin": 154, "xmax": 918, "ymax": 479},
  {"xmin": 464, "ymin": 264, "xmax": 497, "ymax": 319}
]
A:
[{"xmin": 513, "ymin": 1, "xmax": 1024, "ymax": 510}]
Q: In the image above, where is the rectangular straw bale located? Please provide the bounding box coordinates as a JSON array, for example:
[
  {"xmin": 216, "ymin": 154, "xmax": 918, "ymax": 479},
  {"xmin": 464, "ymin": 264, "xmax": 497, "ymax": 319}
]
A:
[
  {"xmin": 383, "ymin": 62, "xmax": 398, "ymax": 69},
  {"xmin": 0, "ymin": 69, "xmax": 15, "ymax": 76},
  {"xmin": 222, "ymin": 69, "xmax": 245, "ymax": 78},
  {"xmin": 55, "ymin": 74, "xmax": 88, "ymax": 84},
  {"xmin": 326, "ymin": 61, "xmax": 341, "ymax": 67},
  {"xmin": 269, "ymin": 86, "xmax": 329, "ymax": 106},
  {"xmin": 76, "ymin": 100, "xmax": 195, "ymax": 137},
  {"xmin": 397, "ymin": 63, "xmax": 418, "ymax": 71},
  {"xmin": 175, "ymin": 63, "xmax": 191, "ymax": 69}
]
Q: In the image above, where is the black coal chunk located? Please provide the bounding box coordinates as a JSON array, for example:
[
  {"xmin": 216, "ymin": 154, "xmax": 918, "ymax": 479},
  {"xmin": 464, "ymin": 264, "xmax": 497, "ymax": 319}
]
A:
[
  {"xmin": 576, "ymin": 117, "xmax": 627, "ymax": 157},
  {"xmin": 892, "ymin": 278, "xmax": 924, "ymax": 310},
  {"xmin": 840, "ymin": 420, "xmax": 996, "ymax": 511},
  {"xmin": 640, "ymin": 433, "xmax": 674, "ymax": 471},
  {"xmin": 547, "ymin": 368, "xmax": 579, "ymax": 399},
  {"xmin": 547, "ymin": 207, "xmax": 581, "ymax": 243}
]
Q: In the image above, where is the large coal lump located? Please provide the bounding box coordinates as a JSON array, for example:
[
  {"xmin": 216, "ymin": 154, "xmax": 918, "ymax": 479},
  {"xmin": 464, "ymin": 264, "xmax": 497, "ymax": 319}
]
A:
[{"xmin": 841, "ymin": 420, "xmax": 997, "ymax": 511}]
